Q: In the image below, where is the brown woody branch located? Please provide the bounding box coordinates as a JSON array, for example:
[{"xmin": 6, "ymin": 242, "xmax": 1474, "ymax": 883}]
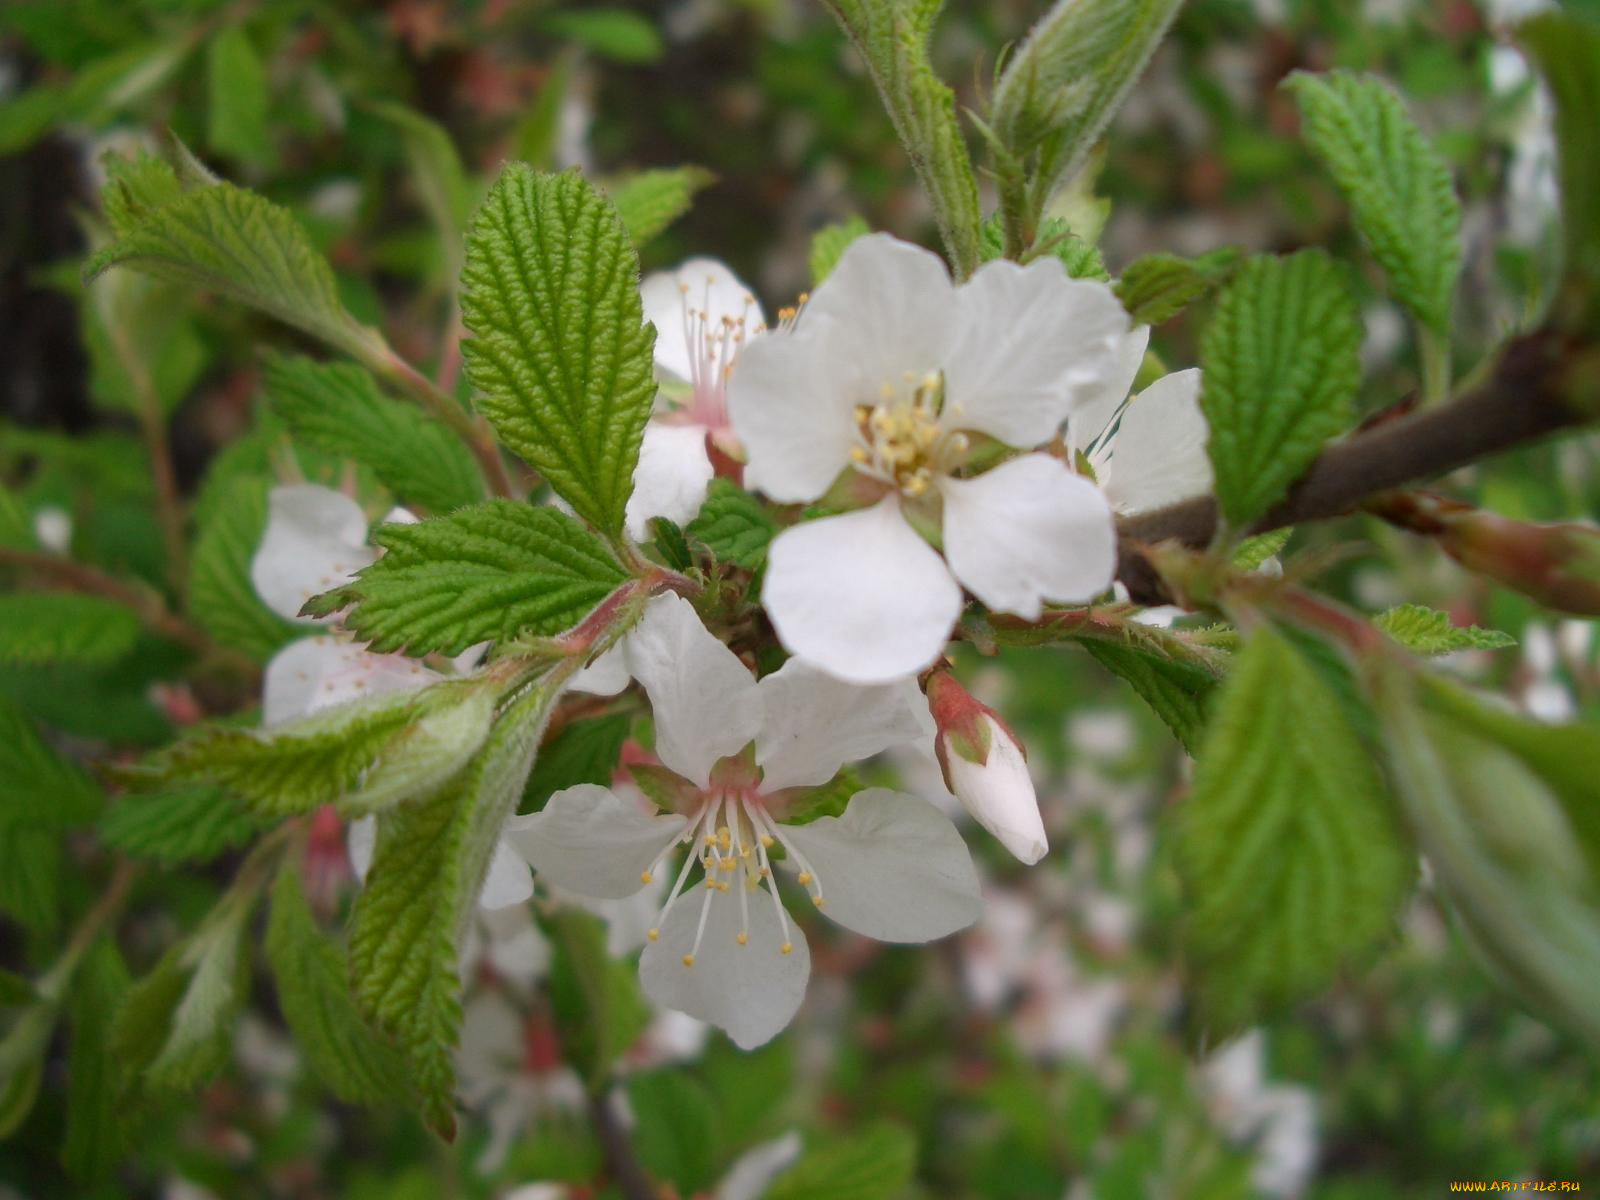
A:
[{"xmin": 1114, "ymin": 326, "xmax": 1596, "ymax": 604}]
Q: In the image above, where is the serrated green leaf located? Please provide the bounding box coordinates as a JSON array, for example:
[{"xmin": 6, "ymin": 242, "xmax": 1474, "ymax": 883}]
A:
[
  {"xmin": 1082, "ymin": 639, "xmax": 1218, "ymax": 756},
  {"xmin": 0, "ymin": 694, "xmax": 103, "ymax": 831},
  {"xmin": 309, "ymin": 500, "xmax": 628, "ymax": 656},
  {"xmin": 685, "ymin": 480, "xmax": 778, "ymax": 571},
  {"xmin": 0, "ymin": 592, "xmax": 140, "ymax": 666},
  {"xmin": 546, "ymin": 907, "xmax": 651, "ymax": 1084},
  {"xmin": 350, "ymin": 681, "xmax": 560, "ymax": 1137},
  {"xmin": 649, "ymin": 517, "xmax": 694, "ymax": 573},
  {"xmin": 627, "ymin": 1070, "xmax": 721, "ymax": 1192},
  {"xmin": 114, "ymin": 897, "xmax": 254, "ymax": 1094},
  {"xmin": 264, "ymin": 866, "xmax": 408, "ymax": 1107},
  {"xmin": 263, "ymin": 355, "xmax": 485, "ymax": 514},
  {"xmin": 1114, "ymin": 247, "xmax": 1240, "ymax": 325},
  {"xmin": 979, "ymin": 214, "xmax": 1109, "ymax": 280},
  {"xmin": 809, "ymin": 216, "xmax": 870, "ymax": 285},
  {"xmin": 821, "ymin": 0, "xmax": 982, "ymax": 278},
  {"xmin": 0, "ymin": 1001, "xmax": 51, "ymax": 1137},
  {"xmin": 101, "ymin": 153, "xmax": 185, "ymax": 237},
  {"xmin": 461, "ymin": 166, "xmax": 658, "ymax": 536},
  {"xmin": 540, "ymin": 8, "xmax": 664, "ymax": 62},
  {"xmin": 145, "ymin": 683, "xmax": 488, "ymax": 819},
  {"xmin": 523, "ymin": 713, "xmax": 632, "ymax": 813},
  {"xmin": 100, "ymin": 786, "xmax": 265, "ymax": 865},
  {"xmin": 187, "ymin": 474, "xmax": 309, "ymax": 662},
  {"xmin": 1230, "ymin": 527, "xmax": 1291, "ymax": 571},
  {"xmin": 61, "ymin": 938, "xmax": 132, "ymax": 1180},
  {"xmin": 1171, "ymin": 627, "xmax": 1412, "ymax": 1037},
  {"xmin": 989, "ymin": 0, "xmax": 1183, "ymax": 200},
  {"xmin": 1374, "ymin": 605, "xmax": 1515, "ymax": 656},
  {"xmin": 1285, "ymin": 71, "xmax": 1460, "ymax": 332},
  {"xmin": 610, "ymin": 167, "xmax": 715, "ymax": 248},
  {"xmin": 1199, "ymin": 251, "xmax": 1361, "ymax": 529},
  {"xmin": 764, "ymin": 1123, "xmax": 916, "ymax": 1200},
  {"xmin": 205, "ymin": 26, "xmax": 270, "ymax": 164},
  {"xmin": 85, "ymin": 180, "xmax": 383, "ymax": 364}
]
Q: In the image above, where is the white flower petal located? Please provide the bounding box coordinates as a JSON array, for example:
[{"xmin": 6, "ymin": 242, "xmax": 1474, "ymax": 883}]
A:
[
  {"xmin": 762, "ymin": 497, "xmax": 961, "ymax": 685},
  {"xmin": 503, "ymin": 785, "xmax": 689, "ymax": 899},
  {"xmin": 946, "ymin": 261, "xmax": 1130, "ymax": 448},
  {"xmin": 1101, "ymin": 368, "xmax": 1212, "ymax": 515},
  {"xmin": 716, "ymin": 1130, "xmax": 804, "ymax": 1200},
  {"xmin": 346, "ymin": 815, "xmax": 375, "ymax": 882},
  {"xmin": 754, "ymin": 659, "xmax": 926, "ymax": 792},
  {"xmin": 797, "ymin": 234, "xmax": 958, "ymax": 399},
  {"xmin": 477, "ymin": 836, "xmax": 535, "ymax": 910},
  {"xmin": 638, "ymin": 878, "xmax": 810, "ymax": 1050},
  {"xmin": 250, "ymin": 484, "xmax": 376, "ymax": 621},
  {"xmin": 261, "ymin": 635, "xmax": 436, "ymax": 726},
  {"xmin": 569, "ymin": 640, "xmax": 632, "ymax": 697},
  {"xmin": 625, "ymin": 423, "xmax": 715, "ymax": 541},
  {"xmin": 1071, "ymin": 325, "xmax": 1150, "ymax": 461},
  {"xmin": 626, "ymin": 594, "xmax": 763, "ymax": 784},
  {"xmin": 940, "ymin": 453, "xmax": 1117, "ymax": 619},
  {"xmin": 475, "ymin": 903, "xmax": 551, "ymax": 987},
  {"xmin": 727, "ymin": 322, "xmax": 860, "ymax": 503},
  {"xmin": 642, "ymin": 259, "xmax": 763, "ymax": 383},
  {"xmin": 779, "ymin": 788, "xmax": 982, "ymax": 943}
]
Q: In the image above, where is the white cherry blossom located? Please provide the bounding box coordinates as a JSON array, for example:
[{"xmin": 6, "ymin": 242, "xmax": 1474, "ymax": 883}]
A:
[
  {"xmin": 505, "ymin": 594, "xmax": 982, "ymax": 1048},
  {"xmin": 727, "ymin": 233, "xmax": 1129, "ymax": 684},
  {"xmin": 627, "ymin": 259, "xmax": 776, "ymax": 541}
]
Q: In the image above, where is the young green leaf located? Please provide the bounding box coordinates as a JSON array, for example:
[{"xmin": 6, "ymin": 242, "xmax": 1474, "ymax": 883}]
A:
[
  {"xmin": 1285, "ymin": 71, "xmax": 1461, "ymax": 332},
  {"xmin": 307, "ymin": 500, "xmax": 628, "ymax": 655},
  {"xmin": 264, "ymin": 866, "xmax": 409, "ymax": 1106},
  {"xmin": 205, "ymin": 26, "xmax": 270, "ymax": 164},
  {"xmin": 627, "ymin": 1070, "xmax": 722, "ymax": 1192},
  {"xmin": 1115, "ymin": 247, "xmax": 1241, "ymax": 325},
  {"xmin": 809, "ymin": 216, "xmax": 870, "ymax": 286},
  {"xmin": 187, "ymin": 474, "xmax": 309, "ymax": 663},
  {"xmin": 764, "ymin": 1123, "xmax": 917, "ymax": 1200},
  {"xmin": 1199, "ymin": 250, "xmax": 1361, "ymax": 529},
  {"xmin": 263, "ymin": 355, "xmax": 485, "ymax": 514},
  {"xmin": 540, "ymin": 8, "xmax": 664, "ymax": 62},
  {"xmin": 685, "ymin": 480, "xmax": 778, "ymax": 571},
  {"xmin": 545, "ymin": 908, "xmax": 652, "ymax": 1085},
  {"xmin": 145, "ymin": 683, "xmax": 491, "ymax": 819},
  {"xmin": 100, "ymin": 786, "xmax": 265, "ymax": 865},
  {"xmin": 1374, "ymin": 604, "xmax": 1515, "ymax": 656},
  {"xmin": 989, "ymin": 0, "xmax": 1183, "ymax": 200},
  {"xmin": 366, "ymin": 101, "xmax": 472, "ymax": 252},
  {"xmin": 979, "ymin": 214, "xmax": 1109, "ymax": 280},
  {"xmin": 85, "ymin": 180, "xmax": 384, "ymax": 364},
  {"xmin": 610, "ymin": 167, "xmax": 715, "ymax": 248},
  {"xmin": 349, "ymin": 682, "xmax": 559, "ymax": 1137},
  {"xmin": 1171, "ymin": 627, "xmax": 1412, "ymax": 1037},
  {"xmin": 1230, "ymin": 527, "xmax": 1292, "ymax": 572},
  {"xmin": 1081, "ymin": 639, "xmax": 1218, "ymax": 756},
  {"xmin": 461, "ymin": 166, "xmax": 658, "ymax": 536},
  {"xmin": 820, "ymin": 0, "xmax": 982, "ymax": 278},
  {"xmin": 0, "ymin": 592, "xmax": 140, "ymax": 666}
]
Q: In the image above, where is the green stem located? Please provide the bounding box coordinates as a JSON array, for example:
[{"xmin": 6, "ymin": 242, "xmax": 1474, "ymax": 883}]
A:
[
  {"xmin": 1418, "ymin": 323, "xmax": 1452, "ymax": 409},
  {"xmin": 365, "ymin": 347, "xmax": 518, "ymax": 500}
]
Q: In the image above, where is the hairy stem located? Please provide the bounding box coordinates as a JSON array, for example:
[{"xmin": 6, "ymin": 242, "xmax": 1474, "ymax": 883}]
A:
[
  {"xmin": 369, "ymin": 350, "xmax": 517, "ymax": 500},
  {"xmin": 1116, "ymin": 326, "xmax": 1594, "ymax": 603}
]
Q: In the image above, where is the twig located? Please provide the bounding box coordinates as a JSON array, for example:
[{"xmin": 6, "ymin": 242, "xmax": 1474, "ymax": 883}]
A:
[
  {"xmin": 589, "ymin": 1088, "xmax": 659, "ymax": 1200},
  {"xmin": 1116, "ymin": 326, "xmax": 1594, "ymax": 603}
]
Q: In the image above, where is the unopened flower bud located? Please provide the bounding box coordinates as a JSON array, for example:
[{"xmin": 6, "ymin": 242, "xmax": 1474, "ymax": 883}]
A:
[
  {"xmin": 926, "ymin": 671, "xmax": 1046, "ymax": 864},
  {"xmin": 1373, "ymin": 492, "xmax": 1600, "ymax": 616}
]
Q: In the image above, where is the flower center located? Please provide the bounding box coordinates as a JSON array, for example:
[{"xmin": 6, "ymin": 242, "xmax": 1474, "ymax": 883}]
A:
[
  {"xmin": 848, "ymin": 371, "xmax": 969, "ymax": 497},
  {"xmin": 642, "ymin": 789, "xmax": 827, "ymax": 967}
]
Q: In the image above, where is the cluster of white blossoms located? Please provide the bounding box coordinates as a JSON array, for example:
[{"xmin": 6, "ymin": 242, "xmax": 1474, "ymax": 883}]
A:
[{"xmin": 244, "ymin": 229, "xmax": 1216, "ymax": 1054}]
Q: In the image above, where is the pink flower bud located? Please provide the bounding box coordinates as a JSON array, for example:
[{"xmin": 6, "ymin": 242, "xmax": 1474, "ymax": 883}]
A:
[{"xmin": 927, "ymin": 671, "xmax": 1047, "ymax": 864}]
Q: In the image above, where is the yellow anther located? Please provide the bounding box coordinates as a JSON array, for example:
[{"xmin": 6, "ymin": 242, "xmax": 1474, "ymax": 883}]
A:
[
  {"xmin": 718, "ymin": 882, "xmax": 730, "ymax": 893},
  {"xmin": 850, "ymin": 446, "xmax": 869, "ymax": 464},
  {"xmin": 758, "ymin": 866, "xmax": 770, "ymax": 878},
  {"xmin": 647, "ymin": 928, "xmax": 659, "ymax": 941},
  {"xmin": 682, "ymin": 954, "xmax": 695, "ymax": 968},
  {"xmin": 760, "ymin": 835, "xmax": 774, "ymax": 849},
  {"xmin": 705, "ymin": 833, "xmax": 718, "ymax": 844},
  {"xmin": 797, "ymin": 872, "xmax": 812, "ymax": 886},
  {"xmin": 640, "ymin": 871, "xmax": 653, "ymax": 884},
  {"xmin": 812, "ymin": 896, "xmax": 825, "ymax": 908},
  {"xmin": 737, "ymin": 932, "xmax": 748, "ymax": 946},
  {"xmin": 720, "ymin": 858, "xmax": 735, "ymax": 873},
  {"xmin": 780, "ymin": 942, "xmax": 793, "ymax": 955},
  {"xmin": 704, "ymin": 876, "xmax": 718, "ymax": 890}
]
